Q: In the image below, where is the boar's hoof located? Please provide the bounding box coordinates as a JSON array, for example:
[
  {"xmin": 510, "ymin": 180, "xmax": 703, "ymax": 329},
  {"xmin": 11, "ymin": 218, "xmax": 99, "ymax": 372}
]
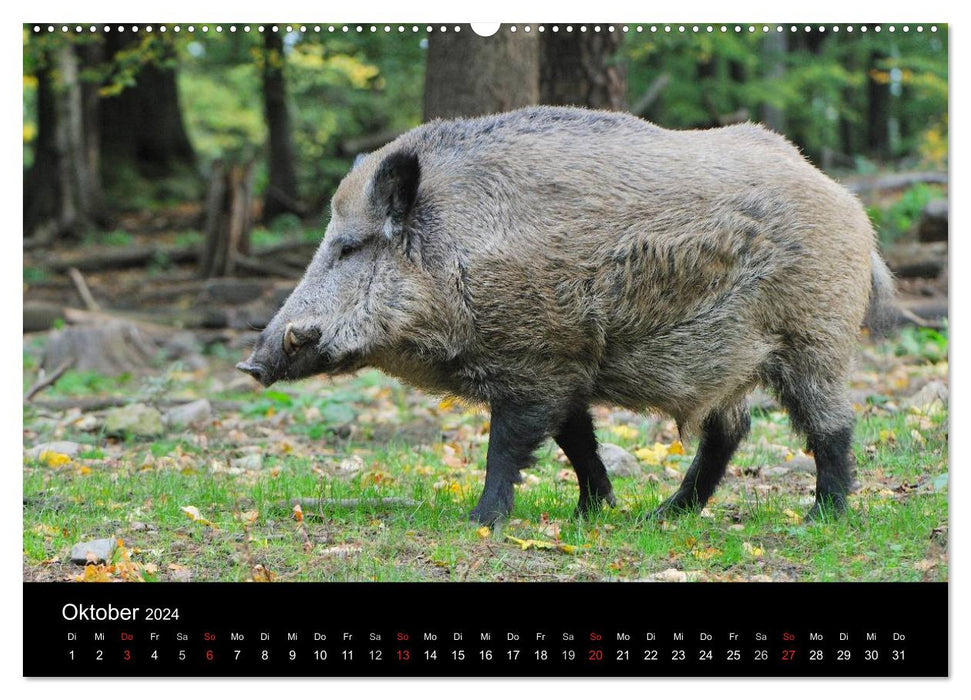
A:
[
  {"xmin": 469, "ymin": 500, "xmax": 513, "ymax": 527},
  {"xmin": 469, "ymin": 506, "xmax": 509, "ymax": 527},
  {"xmin": 648, "ymin": 493, "xmax": 702, "ymax": 521},
  {"xmin": 805, "ymin": 494, "xmax": 848, "ymax": 522},
  {"xmin": 575, "ymin": 488, "xmax": 617, "ymax": 518}
]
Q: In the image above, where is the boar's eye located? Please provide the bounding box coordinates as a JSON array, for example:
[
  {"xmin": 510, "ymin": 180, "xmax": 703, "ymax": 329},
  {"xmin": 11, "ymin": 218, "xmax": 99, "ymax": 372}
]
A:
[{"xmin": 336, "ymin": 239, "xmax": 363, "ymax": 261}]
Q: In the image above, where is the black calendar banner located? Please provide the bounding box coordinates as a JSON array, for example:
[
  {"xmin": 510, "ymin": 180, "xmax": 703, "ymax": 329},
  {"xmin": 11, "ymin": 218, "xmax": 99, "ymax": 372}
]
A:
[{"xmin": 24, "ymin": 582, "xmax": 947, "ymax": 677}]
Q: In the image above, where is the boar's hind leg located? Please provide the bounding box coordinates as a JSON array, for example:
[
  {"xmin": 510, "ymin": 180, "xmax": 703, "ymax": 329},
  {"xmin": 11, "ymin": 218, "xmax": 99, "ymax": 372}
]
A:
[
  {"xmin": 553, "ymin": 405, "xmax": 617, "ymax": 516},
  {"xmin": 470, "ymin": 402, "xmax": 551, "ymax": 526},
  {"xmin": 776, "ymin": 382, "xmax": 855, "ymax": 520},
  {"xmin": 652, "ymin": 402, "xmax": 751, "ymax": 519}
]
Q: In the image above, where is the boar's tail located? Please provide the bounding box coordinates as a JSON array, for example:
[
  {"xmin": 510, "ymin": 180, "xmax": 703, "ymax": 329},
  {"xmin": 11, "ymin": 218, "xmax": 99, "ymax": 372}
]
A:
[{"xmin": 863, "ymin": 249, "xmax": 897, "ymax": 337}]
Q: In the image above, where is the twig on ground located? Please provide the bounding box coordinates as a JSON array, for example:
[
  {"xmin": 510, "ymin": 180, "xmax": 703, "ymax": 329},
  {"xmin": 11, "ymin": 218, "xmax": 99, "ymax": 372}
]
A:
[
  {"xmin": 24, "ymin": 359, "xmax": 74, "ymax": 402},
  {"xmin": 286, "ymin": 497, "xmax": 422, "ymax": 510}
]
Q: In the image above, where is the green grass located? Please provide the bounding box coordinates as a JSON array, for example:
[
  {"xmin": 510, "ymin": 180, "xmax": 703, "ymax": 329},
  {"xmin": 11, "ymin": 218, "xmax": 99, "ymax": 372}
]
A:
[{"xmin": 22, "ymin": 334, "xmax": 948, "ymax": 583}]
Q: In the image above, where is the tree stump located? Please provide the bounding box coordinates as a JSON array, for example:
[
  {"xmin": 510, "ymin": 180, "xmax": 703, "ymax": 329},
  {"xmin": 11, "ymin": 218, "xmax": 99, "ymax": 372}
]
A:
[
  {"xmin": 199, "ymin": 161, "xmax": 254, "ymax": 278},
  {"xmin": 41, "ymin": 320, "xmax": 159, "ymax": 375}
]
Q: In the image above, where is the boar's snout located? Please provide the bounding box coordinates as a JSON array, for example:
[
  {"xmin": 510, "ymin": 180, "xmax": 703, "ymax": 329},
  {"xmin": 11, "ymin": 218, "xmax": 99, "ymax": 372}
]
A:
[
  {"xmin": 235, "ymin": 321, "xmax": 334, "ymax": 387},
  {"xmin": 235, "ymin": 360, "xmax": 270, "ymax": 386}
]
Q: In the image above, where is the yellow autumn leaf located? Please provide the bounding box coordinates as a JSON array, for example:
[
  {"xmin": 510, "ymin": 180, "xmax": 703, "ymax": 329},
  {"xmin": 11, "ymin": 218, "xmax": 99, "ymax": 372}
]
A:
[
  {"xmin": 635, "ymin": 443, "xmax": 669, "ymax": 466},
  {"xmin": 743, "ymin": 542, "xmax": 764, "ymax": 558},
  {"xmin": 505, "ymin": 536, "xmax": 555, "ymax": 551},
  {"xmin": 555, "ymin": 543, "xmax": 589, "ymax": 555},
  {"xmin": 667, "ymin": 440, "xmax": 685, "ymax": 456},
  {"xmin": 38, "ymin": 451, "xmax": 72, "ymax": 468},
  {"xmin": 181, "ymin": 505, "xmax": 218, "ymax": 529},
  {"xmin": 610, "ymin": 425, "xmax": 640, "ymax": 441},
  {"xmin": 692, "ymin": 546, "xmax": 722, "ymax": 561},
  {"xmin": 878, "ymin": 429, "xmax": 897, "ymax": 445},
  {"xmin": 784, "ymin": 508, "xmax": 803, "ymax": 524},
  {"xmin": 476, "ymin": 526, "xmax": 491, "ymax": 538},
  {"xmin": 250, "ymin": 564, "xmax": 275, "ymax": 582}
]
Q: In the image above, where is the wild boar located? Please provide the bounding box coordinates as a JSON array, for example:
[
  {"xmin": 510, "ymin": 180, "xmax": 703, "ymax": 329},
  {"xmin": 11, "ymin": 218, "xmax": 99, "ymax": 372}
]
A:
[{"xmin": 237, "ymin": 106, "xmax": 894, "ymax": 526}]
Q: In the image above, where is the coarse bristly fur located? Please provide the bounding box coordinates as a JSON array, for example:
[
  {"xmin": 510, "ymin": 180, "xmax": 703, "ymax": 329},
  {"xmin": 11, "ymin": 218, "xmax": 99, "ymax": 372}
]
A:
[{"xmin": 238, "ymin": 106, "xmax": 897, "ymax": 526}]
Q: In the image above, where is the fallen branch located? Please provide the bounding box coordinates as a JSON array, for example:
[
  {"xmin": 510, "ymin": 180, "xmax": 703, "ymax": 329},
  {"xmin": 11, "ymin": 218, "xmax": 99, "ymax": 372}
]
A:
[
  {"xmin": 44, "ymin": 245, "xmax": 199, "ymax": 273},
  {"xmin": 896, "ymin": 306, "xmax": 945, "ymax": 330},
  {"xmin": 234, "ymin": 255, "xmax": 304, "ymax": 279},
  {"xmin": 845, "ymin": 171, "xmax": 947, "ymax": 195},
  {"xmin": 24, "ymin": 359, "xmax": 75, "ymax": 402},
  {"xmin": 286, "ymin": 497, "xmax": 422, "ymax": 510},
  {"xmin": 29, "ymin": 396, "xmax": 245, "ymax": 412},
  {"xmin": 67, "ymin": 267, "xmax": 101, "ymax": 311}
]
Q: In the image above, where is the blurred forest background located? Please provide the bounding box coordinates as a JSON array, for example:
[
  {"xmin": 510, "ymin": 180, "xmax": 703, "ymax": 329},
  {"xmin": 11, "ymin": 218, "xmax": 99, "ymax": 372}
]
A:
[{"xmin": 22, "ymin": 23, "xmax": 949, "ymax": 374}]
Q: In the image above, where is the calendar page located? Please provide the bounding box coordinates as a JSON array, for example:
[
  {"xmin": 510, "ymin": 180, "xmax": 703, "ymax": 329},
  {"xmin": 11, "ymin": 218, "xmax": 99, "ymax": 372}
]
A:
[{"xmin": 22, "ymin": 19, "xmax": 949, "ymax": 678}]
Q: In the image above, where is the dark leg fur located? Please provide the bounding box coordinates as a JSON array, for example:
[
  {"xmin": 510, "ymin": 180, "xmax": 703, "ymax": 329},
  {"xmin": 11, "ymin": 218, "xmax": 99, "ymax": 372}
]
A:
[
  {"xmin": 553, "ymin": 405, "xmax": 616, "ymax": 516},
  {"xmin": 805, "ymin": 426, "xmax": 854, "ymax": 520},
  {"xmin": 769, "ymin": 366, "xmax": 856, "ymax": 521},
  {"xmin": 652, "ymin": 402, "xmax": 750, "ymax": 519},
  {"xmin": 470, "ymin": 402, "xmax": 551, "ymax": 526}
]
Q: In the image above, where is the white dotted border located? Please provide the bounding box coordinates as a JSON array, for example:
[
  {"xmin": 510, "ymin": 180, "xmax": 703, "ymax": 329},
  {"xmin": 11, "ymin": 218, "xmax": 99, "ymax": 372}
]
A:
[{"xmin": 30, "ymin": 24, "xmax": 941, "ymax": 35}]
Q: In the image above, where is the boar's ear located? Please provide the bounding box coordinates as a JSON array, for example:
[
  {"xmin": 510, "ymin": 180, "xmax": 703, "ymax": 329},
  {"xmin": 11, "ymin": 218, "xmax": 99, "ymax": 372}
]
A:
[{"xmin": 371, "ymin": 150, "xmax": 421, "ymax": 240}]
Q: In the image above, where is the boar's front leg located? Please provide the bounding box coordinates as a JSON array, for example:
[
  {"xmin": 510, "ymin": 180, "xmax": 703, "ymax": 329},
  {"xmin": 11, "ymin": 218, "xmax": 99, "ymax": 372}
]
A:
[
  {"xmin": 553, "ymin": 404, "xmax": 616, "ymax": 516},
  {"xmin": 470, "ymin": 401, "xmax": 550, "ymax": 526}
]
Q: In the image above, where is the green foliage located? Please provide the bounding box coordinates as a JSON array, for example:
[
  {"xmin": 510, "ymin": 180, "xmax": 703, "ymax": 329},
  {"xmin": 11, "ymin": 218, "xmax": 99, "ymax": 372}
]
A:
[
  {"xmin": 175, "ymin": 30, "xmax": 425, "ymax": 208},
  {"xmin": 891, "ymin": 325, "xmax": 948, "ymax": 364},
  {"xmin": 23, "ymin": 25, "xmax": 946, "ymax": 221},
  {"xmin": 623, "ymin": 26, "xmax": 947, "ymax": 166},
  {"xmin": 48, "ymin": 369, "xmax": 133, "ymax": 396},
  {"xmin": 85, "ymin": 229, "xmax": 134, "ymax": 247},
  {"xmin": 23, "ymin": 266, "xmax": 47, "ymax": 284},
  {"xmin": 869, "ymin": 183, "xmax": 946, "ymax": 244}
]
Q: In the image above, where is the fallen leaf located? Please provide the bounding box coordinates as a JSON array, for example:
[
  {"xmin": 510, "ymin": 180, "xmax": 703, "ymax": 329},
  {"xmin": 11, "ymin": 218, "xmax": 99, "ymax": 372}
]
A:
[
  {"xmin": 610, "ymin": 424, "xmax": 640, "ymax": 441},
  {"xmin": 38, "ymin": 451, "xmax": 72, "ymax": 468},
  {"xmin": 181, "ymin": 505, "xmax": 218, "ymax": 529},
  {"xmin": 743, "ymin": 542, "xmax": 764, "ymax": 558}
]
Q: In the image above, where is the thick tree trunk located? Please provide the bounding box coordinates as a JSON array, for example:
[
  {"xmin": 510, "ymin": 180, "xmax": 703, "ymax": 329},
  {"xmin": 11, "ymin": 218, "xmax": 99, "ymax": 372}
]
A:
[
  {"xmin": 261, "ymin": 31, "xmax": 302, "ymax": 223},
  {"xmin": 100, "ymin": 33, "xmax": 195, "ymax": 178},
  {"xmin": 424, "ymin": 26, "xmax": 540, "ymax": 120},
  {"xmin": 24, "ymin": 42, "xmax": 102, "ymax": 241},
  {"xmin": 539, "ymin": 29, "xmax": 626, "ymax": 110},
  {"xmin": 24, "ymin": 58, "xmax": 60, "ymax": 241},
  {"xmin": 866, "ymin": 50, "xmax": 891, "ymax": 160}
]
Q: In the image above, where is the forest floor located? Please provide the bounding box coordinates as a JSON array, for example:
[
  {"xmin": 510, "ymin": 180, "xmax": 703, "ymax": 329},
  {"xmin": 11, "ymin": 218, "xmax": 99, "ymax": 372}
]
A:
[{"xmin": 22, "ymin": 325, "xmax": 948, "ymax": 584}]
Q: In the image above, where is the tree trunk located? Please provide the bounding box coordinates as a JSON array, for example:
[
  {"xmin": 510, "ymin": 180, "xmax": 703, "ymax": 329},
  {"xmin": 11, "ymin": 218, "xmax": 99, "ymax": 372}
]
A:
[
  {"xmin": 866, "ymin": 50, "xmax": 891, "ymax": 160},
  {"xmin": 261, "ymin": 30, "xmax": 302, "ymax": 223},
  {"xmin": 24, "ymin": 42, "xmax": 102, "ymax": 241},
  {"xmin": 539, "ymin": 29, "xmax": 626, "ymax": 110},
  {"xmin": 199, "ymin": 162, "xmax": 255, "ymax": 279},
  {"xmin": 760, "ymin": 30, "xmax": 787, "ymax": 133},
  {"xmin": 99, "ymin": 32, "xmax": 195, "ymax": 178},
  {"xmin": 424, "ymin": 26, "xmax": 540, "ymax": 120}
]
